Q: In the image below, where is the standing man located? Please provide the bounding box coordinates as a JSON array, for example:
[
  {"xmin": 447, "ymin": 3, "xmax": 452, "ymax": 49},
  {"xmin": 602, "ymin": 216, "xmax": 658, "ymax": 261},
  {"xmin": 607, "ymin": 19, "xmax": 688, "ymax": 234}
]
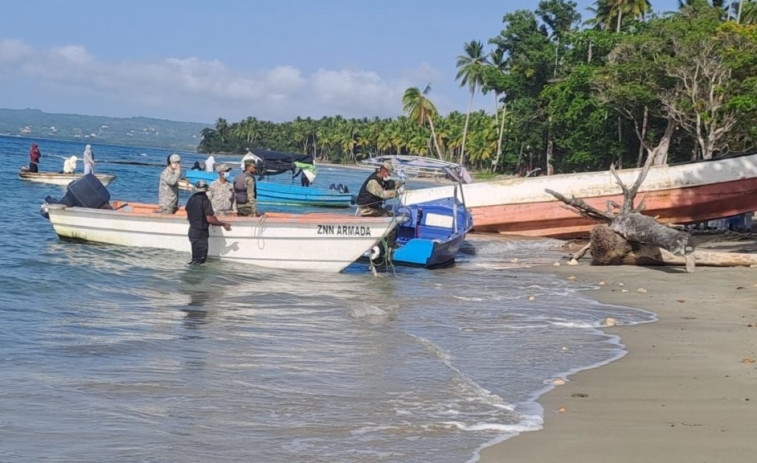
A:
[
  {"xmin": 234, "ymin": 159, "xmax": 259, "ymax": 216},
  {"xmin": 356, "ymin": 161, "xmax": 403, "ymax": 217},
  {"xmin": 207, "ymin": 163, "xmax": 235, "ymax": 215},
  {"xmin": 82, "ymin": 144, "xmax": 95, "ymax": 174},
  {"xmin": 204, "ymin": 154, "xmax": 216, "ymax": 172},
  {"xmin": 185, "ymin": 180, "xmax": 231, "ymax": 265},
  {"xmin": 28, "ymin": 143, "xmax": 41, "ymax": 172},
  {"xmin": 158, "ymin": 153, "xmax": 182, "ymax": 214}
]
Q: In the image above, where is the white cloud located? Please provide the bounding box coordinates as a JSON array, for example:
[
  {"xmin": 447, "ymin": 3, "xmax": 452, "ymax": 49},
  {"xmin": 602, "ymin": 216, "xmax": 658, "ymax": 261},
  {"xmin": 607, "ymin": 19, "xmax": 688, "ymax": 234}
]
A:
[{"xmin": 0, "ymin": 39, "xmax": 444, "ymax": 123}]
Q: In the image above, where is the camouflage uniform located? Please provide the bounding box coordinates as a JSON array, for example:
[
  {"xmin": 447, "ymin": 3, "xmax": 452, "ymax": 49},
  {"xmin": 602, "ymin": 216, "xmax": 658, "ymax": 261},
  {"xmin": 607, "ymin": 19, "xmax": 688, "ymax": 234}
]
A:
[
  {"xmin": 207, "ymin": 179, "xmax": 235, "ymax": 215},
  {"xmin": 158, "ymin": 166, "xmax": 182, "ymax": 214}
]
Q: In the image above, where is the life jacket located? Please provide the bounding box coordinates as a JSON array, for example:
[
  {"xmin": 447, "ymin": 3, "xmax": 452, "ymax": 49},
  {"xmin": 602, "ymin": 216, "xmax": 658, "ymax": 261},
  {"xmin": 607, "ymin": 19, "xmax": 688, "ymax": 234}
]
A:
[
  {"xmin": 356, "ymin": 171, "xmax": 391, "ymax": 209},
  {"xmin": 233, "ymin": 171, "xmax": 256, "ymax": 204}
]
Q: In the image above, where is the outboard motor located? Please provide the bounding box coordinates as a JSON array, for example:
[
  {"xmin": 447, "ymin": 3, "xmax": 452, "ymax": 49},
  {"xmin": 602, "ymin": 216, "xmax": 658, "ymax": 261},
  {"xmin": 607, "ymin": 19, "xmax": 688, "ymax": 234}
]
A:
[{"xmin": 46, "ymin": 173, "xmax": 111, "ymax": 209}]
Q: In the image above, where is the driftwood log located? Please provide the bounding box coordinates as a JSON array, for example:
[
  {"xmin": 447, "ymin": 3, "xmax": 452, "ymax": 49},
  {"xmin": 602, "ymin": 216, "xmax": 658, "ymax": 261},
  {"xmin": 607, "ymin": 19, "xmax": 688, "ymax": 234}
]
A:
[
  {"xmin": 573, "ymin": 225, "xmax": 757, "ymax": 268},
  {"xmin": 547, "ymin": 158, "xmax": 754, "ymax": 272}
]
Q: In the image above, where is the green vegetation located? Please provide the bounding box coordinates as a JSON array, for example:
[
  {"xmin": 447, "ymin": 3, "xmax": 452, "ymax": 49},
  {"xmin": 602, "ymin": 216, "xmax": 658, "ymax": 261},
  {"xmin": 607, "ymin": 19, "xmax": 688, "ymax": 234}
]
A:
[{"xmin": 197, "ymin": 1, "xmax": 756, "ymax": 175}]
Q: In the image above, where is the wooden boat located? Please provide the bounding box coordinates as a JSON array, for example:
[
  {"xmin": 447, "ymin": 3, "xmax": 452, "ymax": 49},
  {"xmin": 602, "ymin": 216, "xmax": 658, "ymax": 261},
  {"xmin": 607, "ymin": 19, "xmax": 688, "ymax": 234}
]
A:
[
  {"xmin": 390, "ymin": 196, "xmax": 473, "ymax": 268},
  {"xmin": 41, "ymin": 201, "xmax": 398, "ymax": 272},
  {"xmin": 182, "ymin": 170, "xmax": 354, "ymax": 208},
  {"xmin": 19, "ymin": 170, "xmax": 116, "ymax": 186},
  {"xmin": 401, "ymin": 153, "xmax": 757, "ymax": 238}
]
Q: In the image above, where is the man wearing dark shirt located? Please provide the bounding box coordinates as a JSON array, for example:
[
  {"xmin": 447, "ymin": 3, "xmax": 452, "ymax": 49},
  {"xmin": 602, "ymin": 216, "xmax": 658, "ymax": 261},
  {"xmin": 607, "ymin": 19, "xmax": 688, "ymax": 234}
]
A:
[{"xmin": 185, "ymin": 180, "xmax": 232, "ymax": 264}]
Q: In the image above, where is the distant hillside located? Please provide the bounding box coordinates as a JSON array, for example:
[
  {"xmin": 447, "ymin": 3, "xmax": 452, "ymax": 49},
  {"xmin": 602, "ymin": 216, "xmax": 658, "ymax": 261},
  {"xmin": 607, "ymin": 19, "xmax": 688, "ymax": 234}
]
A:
[{"xmin": 0, "ymin": 108, "xmax": 211, "ymax": 151}]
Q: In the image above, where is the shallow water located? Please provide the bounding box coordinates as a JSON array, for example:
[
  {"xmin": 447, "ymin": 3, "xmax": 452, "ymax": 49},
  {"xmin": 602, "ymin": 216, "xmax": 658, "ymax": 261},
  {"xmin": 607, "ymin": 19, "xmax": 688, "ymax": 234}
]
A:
[{"xmin": 0, "ymin": 136, "xmax": 655, "ymax": 462}]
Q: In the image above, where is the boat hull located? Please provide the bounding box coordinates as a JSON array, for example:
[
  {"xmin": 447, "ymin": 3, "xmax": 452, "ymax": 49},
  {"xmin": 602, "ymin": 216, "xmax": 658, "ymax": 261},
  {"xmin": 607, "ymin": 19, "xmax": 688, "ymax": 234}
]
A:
[
  {"xmin": 402, "ymin": 154, "xmax": 757, "ymax": 238},
  {"xmin": 19, "ymin": 172, "xmax": 116, "ymax": 187},
  {"xmin": 390, "ymin": 196, "xmax": 473, "ymax": 268},
  {"xmin": 183, "ymin": 171, "xmax": 353, "ymax": 207},
  {"xmin": 44, "ymin": 202, "xmax": 397, "ymax": 272}
]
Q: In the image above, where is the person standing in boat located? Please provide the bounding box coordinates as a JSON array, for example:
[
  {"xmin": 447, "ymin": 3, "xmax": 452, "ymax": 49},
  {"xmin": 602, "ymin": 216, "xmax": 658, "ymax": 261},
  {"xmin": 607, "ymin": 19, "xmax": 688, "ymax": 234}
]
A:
[
  {"xmin": 234, "ymin": 159, "xmax": 258, "ymax": 216},
  {"xmin": 204, "ymin": 154, "xmax": 216, "ymax": 173},
  {"xmin": 207, "ymin": 163, "xmax": 235, "ymax": 215},
  {"xmin": 356, "ymin": 161, "xmax": 403, "ymax": 217},
  {"xmin": 185, "ymin": 180, "xmax": 231, "ymax": 265},
  {"xmin": 28, "ymin": 143, "xmax": 41, "ymax": 172},
  {"xmin": 158, "ymin": 154, "xmax": 182, "ymax": 214},
  {"xmin": 293, "ymin": 160, "xmax": 317, "ymax": 187},
  {"xmin": 82, "ymin": 144, "xmax": 95, "ymax": 174}
]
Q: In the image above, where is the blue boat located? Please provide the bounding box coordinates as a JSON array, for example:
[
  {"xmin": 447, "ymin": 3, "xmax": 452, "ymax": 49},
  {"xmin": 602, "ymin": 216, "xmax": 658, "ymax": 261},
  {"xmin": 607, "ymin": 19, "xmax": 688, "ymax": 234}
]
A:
[
  {"xmin": 390, "ymin": 195, "xmax": 473, "ymax": 268},
  {"xmin": 182, "ymin": 169, "xmax": 354, "ymax": 208}
]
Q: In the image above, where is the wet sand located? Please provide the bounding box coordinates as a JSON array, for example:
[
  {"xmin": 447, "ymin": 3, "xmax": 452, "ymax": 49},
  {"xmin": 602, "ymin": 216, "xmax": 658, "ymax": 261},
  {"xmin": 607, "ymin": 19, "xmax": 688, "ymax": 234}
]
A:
[{"xmin": 479, "ymin": 234, "xmax": 757, "ymax": 462}]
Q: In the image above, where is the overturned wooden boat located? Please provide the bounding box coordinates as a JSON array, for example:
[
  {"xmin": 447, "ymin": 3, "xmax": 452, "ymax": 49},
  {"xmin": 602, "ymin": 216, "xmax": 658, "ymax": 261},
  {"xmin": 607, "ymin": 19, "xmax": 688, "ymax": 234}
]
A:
[
  {"xmin": 402, "ymin": 153, "xmax": 757, "ymax": 238},
  {"xmin": 42, "ymin": 200, "xmax": 398, "ymax": 272},
  {"xmin": 19, "ymin": 170, "xmax": 116, "ymax": 186}
]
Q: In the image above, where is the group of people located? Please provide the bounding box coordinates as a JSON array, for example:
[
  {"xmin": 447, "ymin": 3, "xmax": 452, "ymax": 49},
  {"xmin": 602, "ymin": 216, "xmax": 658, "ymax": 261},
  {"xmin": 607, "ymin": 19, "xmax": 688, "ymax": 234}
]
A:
[
  {"xmin": 157, "ymin": 154, "xmax": 261, "ymax": 265},
  {"xmin": 27, "ymin": 143, "xmax": 96, "ymax": 174},
  {"xmin": 162, "ymin": 155, "xmax": 402, "ymax": 265}
]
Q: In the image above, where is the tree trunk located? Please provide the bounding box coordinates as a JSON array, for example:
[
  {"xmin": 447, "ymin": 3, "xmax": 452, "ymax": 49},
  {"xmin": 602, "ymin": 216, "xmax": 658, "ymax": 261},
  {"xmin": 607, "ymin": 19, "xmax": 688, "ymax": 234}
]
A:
[
  {"xmin": 492, "ymin": 102, "xmax": 508, "ymax": 173},
  {"xmin": 428, "ymin": 116, "xmax": 444, "ymax": 161},
  {"xmin": 459, "ymin": 90, "xmax": 474, "ymax": 166},
  {"xmin": 585, "ymin": 225, "xmax": 757, "ymax": 268}
]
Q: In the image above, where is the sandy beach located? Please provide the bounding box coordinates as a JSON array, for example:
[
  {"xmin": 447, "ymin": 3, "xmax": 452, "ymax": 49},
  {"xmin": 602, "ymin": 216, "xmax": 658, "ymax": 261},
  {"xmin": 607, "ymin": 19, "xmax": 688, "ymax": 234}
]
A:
[{"xmin": 480, "ymin": 233, "xmax": 757, "ymax": 463}]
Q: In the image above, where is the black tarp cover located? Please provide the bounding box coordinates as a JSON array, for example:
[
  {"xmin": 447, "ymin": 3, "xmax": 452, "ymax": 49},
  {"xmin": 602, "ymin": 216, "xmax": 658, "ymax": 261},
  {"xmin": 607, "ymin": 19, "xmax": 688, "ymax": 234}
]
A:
[{"xmin": 256, "ymin": 150, "xmax": 314, "ymax": 176}]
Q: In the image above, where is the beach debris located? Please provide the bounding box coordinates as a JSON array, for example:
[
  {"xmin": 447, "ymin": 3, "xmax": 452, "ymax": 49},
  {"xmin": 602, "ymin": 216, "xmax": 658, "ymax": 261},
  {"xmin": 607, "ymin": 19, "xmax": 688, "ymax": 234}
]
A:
[
  {"xmin": 510, "ymin": 257, "xmax": 518, "ymax": 263},
  {"xmin": 567, "ymin": 258, "xmax": 579, "ymax": 266},
  {"xmin": 602, "ymin": 317, "xmax": 617, "ymax": 327},
  {"xmin": 558, "ymin": 407, "xmax": 567, "ymax": 414},
  {"xmin": 677, "ymin": 299, "xmax": 686, "ymax": 303},
  {"xmin": 618, "ymin": 282, "xmax": 624, "ymax": 286},
  {"xmin": 598, "ymin": 280, "xmax": 606, "ymax": 286},
  {"xmin": 637, "ymin": 287, "xmax": 648, "ymax": 293},
  {"xmin": 553, "ymin": 261, "xmax": 561, "ymax": 266},
  {"xmin": 741, "ymin": 358, "xmax": 755, "ymax": 364},
  {"xmin": 552, "ymin": 378, "xmax": 566, "ymax": 386},
  {"xmin": 528, "ymin": 295, "xmax": 536, "ymax": 301},
  {"xmin": 571, "ymin": 392, "xmax": 589, "ymax": 398},
  {"xmin": 567, "ymin": 275, "xmax": 577, "ymax": 281},
  {"xmin": 621, "ymin": 289, "xmax": 629, "ymax": 292},
  {"xmin": 561, "ymin": 346, "xmax": 569, "ymax": 352}
]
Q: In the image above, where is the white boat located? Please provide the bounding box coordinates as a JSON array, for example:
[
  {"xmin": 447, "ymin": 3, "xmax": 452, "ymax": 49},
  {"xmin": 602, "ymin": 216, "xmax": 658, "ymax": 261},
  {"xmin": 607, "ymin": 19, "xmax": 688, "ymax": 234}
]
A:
[
  {"xmin": 42, "ymin": 201, "xmax": 398, "ymax": 272},
  {"xmin": 19, "ymin": 171, "xmax": 116, "ymax": 186},
  {"xmin": 401, "ymin": 153, "xmax": 757, "ymax": 238}
]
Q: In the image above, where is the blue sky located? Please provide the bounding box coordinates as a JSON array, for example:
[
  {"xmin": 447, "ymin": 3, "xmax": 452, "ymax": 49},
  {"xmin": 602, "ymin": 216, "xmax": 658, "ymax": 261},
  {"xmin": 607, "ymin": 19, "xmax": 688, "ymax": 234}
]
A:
[{"xmin": 0, "ymin": 0, "xmax": 680, "ymax": 124}]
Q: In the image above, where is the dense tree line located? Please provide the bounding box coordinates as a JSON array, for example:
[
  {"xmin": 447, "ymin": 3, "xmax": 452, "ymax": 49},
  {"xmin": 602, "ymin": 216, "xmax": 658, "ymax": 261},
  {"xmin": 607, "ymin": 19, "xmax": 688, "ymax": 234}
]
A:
[{"xmin": 198, "ymin": 0, "xmax": 757, "ymax": 176}]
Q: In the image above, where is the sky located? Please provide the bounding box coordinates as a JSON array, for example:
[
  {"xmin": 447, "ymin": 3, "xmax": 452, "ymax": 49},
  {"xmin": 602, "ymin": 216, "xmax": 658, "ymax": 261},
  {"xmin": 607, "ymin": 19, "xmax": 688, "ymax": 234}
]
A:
[{"xmin": 0, "ymin": 0, "xmax": 681, "ymax": 125}]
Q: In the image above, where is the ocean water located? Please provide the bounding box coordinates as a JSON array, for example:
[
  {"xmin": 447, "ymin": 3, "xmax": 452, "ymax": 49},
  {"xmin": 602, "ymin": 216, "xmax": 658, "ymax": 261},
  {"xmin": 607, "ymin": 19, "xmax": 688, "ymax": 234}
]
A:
[{"xmin": 0, "ymin": 136, "xmax": 655, "ymax": 463}]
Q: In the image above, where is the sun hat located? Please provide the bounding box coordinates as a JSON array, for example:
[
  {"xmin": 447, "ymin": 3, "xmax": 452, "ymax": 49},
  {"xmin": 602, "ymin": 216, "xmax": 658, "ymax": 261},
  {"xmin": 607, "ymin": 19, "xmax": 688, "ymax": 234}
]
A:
[
  {"xmin": 380, "ymin": 161, "xmax": 394, "ymax": 173},
  {"xmin": 194, "ymin": 180, "xmax": 208, "ymax": 192}
]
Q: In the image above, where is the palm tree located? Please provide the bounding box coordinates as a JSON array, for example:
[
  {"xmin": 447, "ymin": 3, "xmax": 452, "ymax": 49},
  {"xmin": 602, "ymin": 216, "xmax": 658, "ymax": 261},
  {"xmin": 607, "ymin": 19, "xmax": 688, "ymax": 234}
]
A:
[
  {"xmin": 455, "ymin": 40, "xmax": 490, "ymax": 166},
  {"xmin": 402, "ymin": 85, "xmax": 444, "ymax": 160}
]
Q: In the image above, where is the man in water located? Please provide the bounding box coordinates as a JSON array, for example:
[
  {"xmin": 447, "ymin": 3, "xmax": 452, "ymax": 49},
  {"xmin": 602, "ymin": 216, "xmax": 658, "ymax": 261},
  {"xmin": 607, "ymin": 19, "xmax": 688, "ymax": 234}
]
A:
[
  {"xmin": 207, "ymin": 163, "xmax": 235, "ymax": 215},
  {"xmin": 356, "ymin": 161, "xmax": 403, "ymax": 217},
  {"xmin": 185, "ymin": 180, "xmax": 231, "ymax": 265},
  {"xmin": 158, "ymin": 153, "xmax": 182, "ymax": 214}
]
